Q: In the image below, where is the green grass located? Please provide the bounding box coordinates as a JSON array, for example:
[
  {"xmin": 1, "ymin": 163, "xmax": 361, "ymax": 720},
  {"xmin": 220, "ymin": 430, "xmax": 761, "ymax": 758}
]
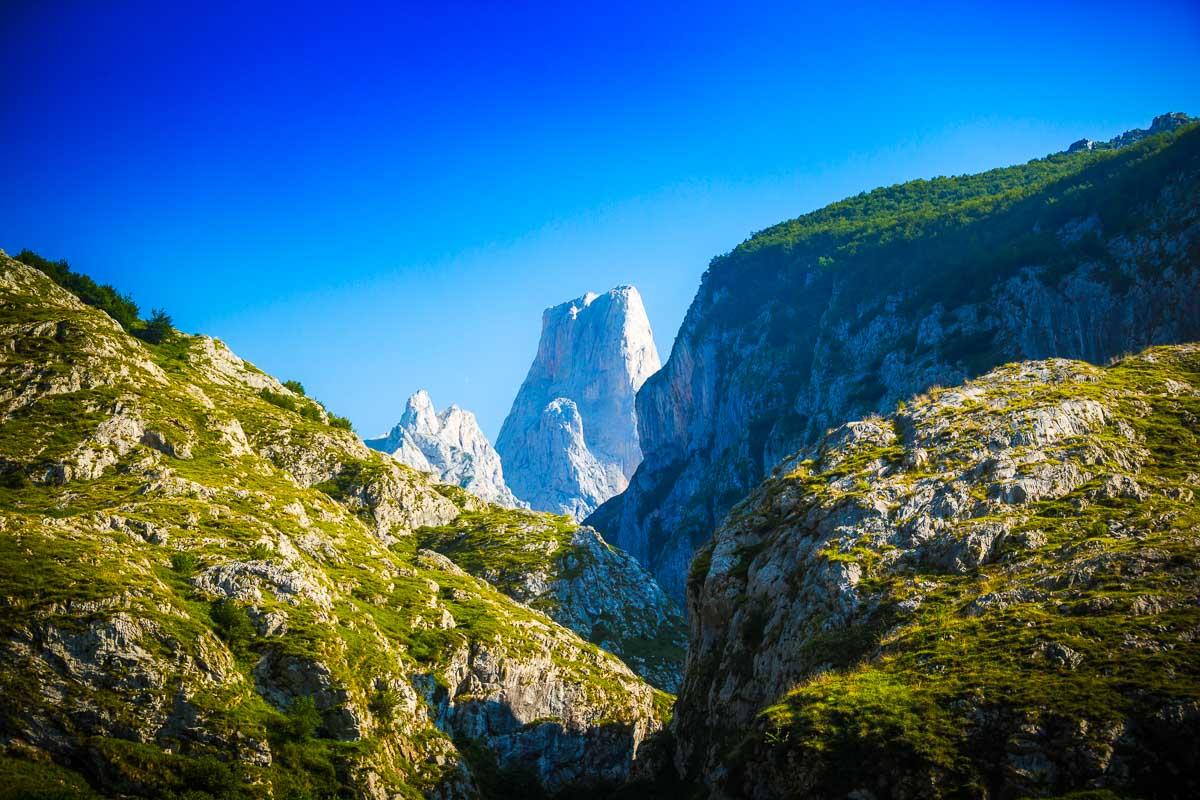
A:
[{"xmin": 0, "ymin": 754, "xmax": 100, "ymax": 800}]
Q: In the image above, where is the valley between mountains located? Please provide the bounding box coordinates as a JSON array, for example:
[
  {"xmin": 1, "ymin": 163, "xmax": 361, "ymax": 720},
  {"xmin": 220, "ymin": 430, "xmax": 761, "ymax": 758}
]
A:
[{"xmin": 1, "ymin": 114, "xmax": 1198, "ymax": 800}]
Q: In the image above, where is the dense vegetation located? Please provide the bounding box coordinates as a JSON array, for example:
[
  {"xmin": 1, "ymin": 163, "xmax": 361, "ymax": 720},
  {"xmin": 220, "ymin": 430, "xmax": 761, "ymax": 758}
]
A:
[
  {"xmin": 697, "ymin": 120, "xmax": 1200, "ymax": 339},
  {"xmin": 13, "ymin": 249, "xmax": 177, "ymax": 345}
]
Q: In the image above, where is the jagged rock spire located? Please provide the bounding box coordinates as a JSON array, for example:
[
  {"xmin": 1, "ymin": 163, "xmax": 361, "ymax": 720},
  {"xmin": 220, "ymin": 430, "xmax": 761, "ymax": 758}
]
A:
[
  {"xmin": 367, "ymin": 389, "xmax": 525, "ymax": 508},
  {"xmin": 497, "ymin": 286, "xmax": 661, "ymax": 520}
]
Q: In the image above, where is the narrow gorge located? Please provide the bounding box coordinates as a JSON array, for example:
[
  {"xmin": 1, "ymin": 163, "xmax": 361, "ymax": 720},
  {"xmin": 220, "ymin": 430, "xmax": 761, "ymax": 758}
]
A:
[{"xmin": 1, "ymin": 114, "xmax": 1197, "ymax": 800}]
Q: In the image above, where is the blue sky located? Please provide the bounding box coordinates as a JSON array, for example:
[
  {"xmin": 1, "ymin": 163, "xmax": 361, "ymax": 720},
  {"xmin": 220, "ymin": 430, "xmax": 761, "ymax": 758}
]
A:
[{"xmin": 3, "ymin": 1, "xmax": 1199, "ymax": 437}]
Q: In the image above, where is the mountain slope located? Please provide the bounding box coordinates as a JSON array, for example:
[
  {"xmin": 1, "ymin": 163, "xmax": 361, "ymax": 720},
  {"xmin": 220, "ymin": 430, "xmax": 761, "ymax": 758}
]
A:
[
  {"xmin": 0, "ymin": 252, "xmax": 669, "ymax": 799},
  {"xmin": 589, "ymin": 113, "xmax": 1200, "ymax": 601},
  {"xmin": 416, "ymin": 507, "xmax": 686, "ymax": 692},
  {"xmin": 366, "ymin": 389, "xmax": 525, "ymax": 508},
  {"xmin": 675, "ymin": 343, "xmax": 1200, "ymax": 799},
  {"xmin": 497, "ymin": 287, "xmax": 660, "ymax": 520}
]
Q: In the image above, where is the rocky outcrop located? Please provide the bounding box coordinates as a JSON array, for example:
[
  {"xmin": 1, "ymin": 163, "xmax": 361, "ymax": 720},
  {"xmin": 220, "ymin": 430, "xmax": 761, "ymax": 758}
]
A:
[
  {"xmin": 415, "ymin": 619, "xmax": 662, "ymax": 793},
  {"xmin": 0, "ymin": 253, "xmax": 667, "ymax": 799},
  {"xmin": 497, "ymin": 286, "xmax": 660, "ymax": 520},
  {"xmin": 366, "ymin": 389, "xmax": 525, "ymax": 508},
  {"xmin": 589, "ymin": 115, "xmax": 1200, "ymax": 602},
  {"xmin": 672, "ymin": 344, "xmax": 1200, "ymax": 799},
  {"xmin": 418, "ymin": 508, "xmax": 687, "ymax": 692}
]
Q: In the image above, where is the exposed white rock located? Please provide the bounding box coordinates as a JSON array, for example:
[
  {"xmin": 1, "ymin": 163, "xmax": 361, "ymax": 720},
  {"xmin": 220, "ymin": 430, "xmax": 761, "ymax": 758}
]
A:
[
  {"xmin": 366, "ymin": 389, "xmax": 525, "ymax": 508},
  {"xmin": 497, "ymin": 286, "xmax": 660, "ymax": 520}
]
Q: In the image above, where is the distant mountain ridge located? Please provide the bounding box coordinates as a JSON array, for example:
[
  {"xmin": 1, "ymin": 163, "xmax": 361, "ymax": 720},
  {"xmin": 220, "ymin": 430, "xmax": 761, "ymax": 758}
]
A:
[
  {"xmin": 589, "ymin": 113, "xmax": 1200, "ymax": 602},
  {"xmin": 497, "ymin": 285, "xmax": 660, "ymax": 520},
  {"xmin": 365, "ymin": 389, "xmax": 525, "ymax": 508}
]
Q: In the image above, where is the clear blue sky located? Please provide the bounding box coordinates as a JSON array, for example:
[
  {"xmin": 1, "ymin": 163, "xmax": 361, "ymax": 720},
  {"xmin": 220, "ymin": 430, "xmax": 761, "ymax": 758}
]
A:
[{"xmin": 3, "ymin": 1, "xmax": 1198, "ymax": 438}]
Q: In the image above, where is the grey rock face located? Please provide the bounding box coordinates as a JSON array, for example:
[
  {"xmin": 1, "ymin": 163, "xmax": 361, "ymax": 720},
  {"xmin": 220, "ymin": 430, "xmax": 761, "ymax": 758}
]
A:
[
  {"xmin": 498, "ymin": 286, "xmax": 660, "ymax": 520},
  {"xmin": 589, "ymin": 118, "xmax": 1200, "ymax": 603},
  {"xmin": 366, "ymin": 389, "xmax": 525, "ymax": 508},
  {"xmin": 416, "ymin": 631, "xmax": 661, "ymax": 794},
  {"xmin": 672, "ymin": 346, "xmax": 1200, "ymax": 798},
  {"xmin": 542, "ymin": 527, "xmax": 687, "ymax": 692}
]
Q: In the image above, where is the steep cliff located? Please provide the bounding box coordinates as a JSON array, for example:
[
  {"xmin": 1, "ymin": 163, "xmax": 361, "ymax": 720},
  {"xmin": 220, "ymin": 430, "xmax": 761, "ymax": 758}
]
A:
[
  {"xmin": 589, "ymin": 114, "xmax": 1200, "ymax": 601},
  {"xmin": 366, "ymin": 390, "xmax": 525, "ymax": 509},
  {"xmin": 497, "ymin": 287, "xmax": 660, "ymax": 520},
  {"xmin": 0, "ymin": 252, "xmax": 669, "ymax": 799},
  {"xmin": 675, "ymin": 343, "xmax": 1200, "ymax": 799}
]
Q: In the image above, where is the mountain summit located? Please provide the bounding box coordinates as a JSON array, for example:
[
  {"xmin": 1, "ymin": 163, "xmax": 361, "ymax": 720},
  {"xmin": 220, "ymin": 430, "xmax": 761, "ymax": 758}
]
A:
[
  {"xmin": 497, "ymin": 286, "xmax": 660, "ymax": 520},
  {"xmin": 365, "ymin": 389, "xmax": 524, "ymax": 508}
]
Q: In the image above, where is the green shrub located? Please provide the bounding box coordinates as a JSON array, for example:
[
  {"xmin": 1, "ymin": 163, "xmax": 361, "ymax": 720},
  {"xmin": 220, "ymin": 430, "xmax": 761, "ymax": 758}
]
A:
[
  {"xmin": 368, "ymin": 688, "xmax": 402, "ymax": 722},
  {"xmin": 0, "ymin": 470, "xmax": 29, "ymax": 490},
  {"xmin": 297, "ymin": 404, "xmax": 323, "ymax": 423},
  {"xmin": 209, "ymin": 599, "xmax": 255, "ymax": 652},
  {"xmin": 260, "ymin": 389, "xmax": 298, "ymax": 413},
  {"xmin": 279, "ymin": 696, "xmax": 322, "ymax": 742},
  {"xmin": 327, "ymin": 414, "xmax": 353, "ymax": 431},
  {"xmin": 15, "ymin": 249, "xmax": 141, "ymax": 331},
  {"xmin": 248, "ymin": 542, "xmax": 274, "ymax": 561},
  {"xmin": 283, "ymin": 380, "xmax": 306, "ymax": 396},
  {"xmin": 170, "ymin": 552, "xmax": 198, "ymax": 575},
  {"xmin": 177, "ymin": 754, "xmax": 244, "ymax": 797},
  {"xmin": 135, "ymin": 308, "xmax": 174, "ymax": 345}
]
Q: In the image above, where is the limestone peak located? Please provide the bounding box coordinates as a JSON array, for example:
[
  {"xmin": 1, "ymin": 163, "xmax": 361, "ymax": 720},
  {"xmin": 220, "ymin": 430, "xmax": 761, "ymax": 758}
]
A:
[{"xmin": 497, "ymin": 285, "xmax": 661, "ymax": 520}]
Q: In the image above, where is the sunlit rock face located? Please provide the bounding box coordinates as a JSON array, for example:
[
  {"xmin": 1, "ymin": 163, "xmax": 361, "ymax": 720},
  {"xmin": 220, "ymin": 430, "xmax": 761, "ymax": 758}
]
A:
[
  {"xmin": 366, "ymin": 389, "xmax": 525, "ymax": 508},
  {"xmin": 497, "ymin": 286, "xmax": 660, "ymax": 520}
]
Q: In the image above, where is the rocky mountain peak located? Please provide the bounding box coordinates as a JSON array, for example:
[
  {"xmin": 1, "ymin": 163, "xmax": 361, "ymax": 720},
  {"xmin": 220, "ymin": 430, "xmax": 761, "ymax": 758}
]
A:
[
  {"xmin": 1150, "ymin": 110, "xmax": 1192, "ymax": 132},
  {"xmin": 366, "ymin": 389, "xmax": 525, "ymax": 508},
  {"xmin": 398, "ymin": 387, "xmax": 438, "ymax": 433},
  {"xmin": 497, "ymin": 285, "xmax": 661, "ymax": 520},
  {"xmin": 1070, "ymin": 110, "xmax": 1195, "ymax": 152}
]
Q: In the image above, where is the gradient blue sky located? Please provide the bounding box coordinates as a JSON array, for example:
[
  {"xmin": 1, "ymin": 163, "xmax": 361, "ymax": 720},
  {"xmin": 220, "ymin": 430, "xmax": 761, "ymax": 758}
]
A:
[{"xmin": 3, "ymin": 1, "xmax": 1199, "ymax": 437}]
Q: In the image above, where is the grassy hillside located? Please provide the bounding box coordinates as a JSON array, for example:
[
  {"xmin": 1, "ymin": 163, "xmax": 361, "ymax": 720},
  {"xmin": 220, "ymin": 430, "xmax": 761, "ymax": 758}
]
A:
[{"xmin": 0, "ymin": 252, "xmax": 667, "ymax": 799}]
